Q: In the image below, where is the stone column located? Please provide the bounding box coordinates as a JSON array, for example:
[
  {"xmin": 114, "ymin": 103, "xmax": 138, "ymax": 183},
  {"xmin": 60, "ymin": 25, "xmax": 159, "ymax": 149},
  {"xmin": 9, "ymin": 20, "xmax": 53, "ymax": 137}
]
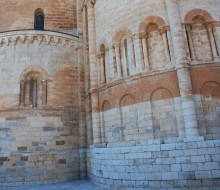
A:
[
  {"xmin": 185, "ymin": 24, "xmax": 197, "ymax": 62},
  {"xmin": 86, "ymin": 0, "xmax": 101, "ymax": 144},
  {"xmin": 112, "ymin": 47, "xmax": 117, "ymax": 77},
  {"xmin": 96, "ymin": 54, "xmax": 101, "ymax": 84},
  {"xmin": 133, "ymin": 34, "xmax": 145, "ymax": 72},
  {"xmin": 42, "ymin": 80, "xmax": 47, "ymax": 105},
  {"xmin": 121, "ymin": 42, "xmax": 128, "ymax": 77},
  {"xmin": 20, "ymin": 80, "xmax": 25, "ymax": 106},
  {"xmin": 107, "ymin": 47, "xmax": 114, "ymax": 80},
  {"xmin": 206, "ymin": 23, "xmax": 220, "ymax": 62},
  {"xmin": 166, "ymin": 0, "xmax": 201, "ymax": 140},
  {"xmin": 105, "ymin": 48, "xmax": 110, "ymax": 82},
  {"xmin": 32, "ymin": 81, "xmax": 37, "ymax": 107},
  {"xmin": 100, "ymin": 53, "xmax": 106, "ymax": 83},
  {"xmin": 114, "ymin": 43, "xmax": 122, "ymax": 78},
  {"xmin": 141, "ymin": 33, "xmax": 150, "ymax": 71},
  {"xmin": 127, "ymin": 38, "xmax": 134, "ymax": 74},
  {"xmin": 77, "ymin": 10, "xmax": 87, "ymax": 178},
  {"xmin": 159, "ymin": 27, "xmax": 171, "ymax": 65}
]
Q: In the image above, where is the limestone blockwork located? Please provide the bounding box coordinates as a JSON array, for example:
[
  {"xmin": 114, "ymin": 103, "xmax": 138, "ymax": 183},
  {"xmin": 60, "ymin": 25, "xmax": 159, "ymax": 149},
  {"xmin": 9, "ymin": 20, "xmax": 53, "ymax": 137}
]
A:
[{"xmin": 0, "ymin": 0, "xmax": 220, "ymax": 189}]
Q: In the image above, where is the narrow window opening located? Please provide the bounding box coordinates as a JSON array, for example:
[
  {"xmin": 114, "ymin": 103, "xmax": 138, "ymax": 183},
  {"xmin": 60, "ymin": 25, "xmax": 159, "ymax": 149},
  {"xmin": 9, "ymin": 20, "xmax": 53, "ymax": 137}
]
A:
[{"xmin": 35, "ymin": 9, "xmax": 44, "ymax": 30}]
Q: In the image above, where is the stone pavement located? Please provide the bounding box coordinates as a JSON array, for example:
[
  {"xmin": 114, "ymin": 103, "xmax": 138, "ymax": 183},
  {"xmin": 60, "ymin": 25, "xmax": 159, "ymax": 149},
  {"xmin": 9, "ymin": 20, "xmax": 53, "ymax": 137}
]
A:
[{"xmin": 2, "ymin": 180, "xmax": 108, "ymax": 190}]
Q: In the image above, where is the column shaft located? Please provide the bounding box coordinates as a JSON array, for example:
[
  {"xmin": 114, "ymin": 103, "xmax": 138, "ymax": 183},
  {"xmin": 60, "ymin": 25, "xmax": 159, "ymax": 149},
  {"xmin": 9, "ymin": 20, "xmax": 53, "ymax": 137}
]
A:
[
  {"xmin": 122, "ymin": 43, "xmax": 128, "ymax": 76},
  {"xmin": 86, "ymin": 0, "xmax": 101, "ymax": 144},
  {"xmin": 161, "ymin": 30, "xmax": 171, "ymax": 64},
  {"xmin": 115, "ymin": 45, "xmax": 122, "ymax": 78},
  {"xmin": 185, "ymin": 24, "xmax": 196, "ymax": 61},
  {"xmin": 42, "ymin": 81, "xmax": 47, "ymax": 105},
  {"xmin": 207, "ymin": 24, "xmax": 219, "ymax": 61},
  {"xmin": 20, "ymin": 81, "xmax": 25, "ymax": 106},
  {"xmin": 112, "ymin": 47, "xmax": 117, "ymax": 77},
  {"xmin": 134, "ymin": 36, "xmax": 145, "ymax": 72},
  {"xmin": 100, "ymin": 54, "xmax": 105, "ymax": 83},
  {"xmin": 32, "ymin": 81, "xmax": 37, "ymax": 107},
  {"xmin": 141, "ymin": 37, "xmax": 150, "ymax": 71},
  {"xmin": 166, "ymin": 0, "xmax": 200, "ymax": 138}
]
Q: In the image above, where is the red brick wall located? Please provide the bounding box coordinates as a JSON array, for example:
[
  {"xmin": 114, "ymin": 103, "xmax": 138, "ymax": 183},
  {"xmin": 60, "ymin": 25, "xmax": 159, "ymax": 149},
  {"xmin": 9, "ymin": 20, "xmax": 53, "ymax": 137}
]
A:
[
  {"xmin": 190, "ymin": 67, "xmax": 220, "ymax": 94},
  {"xmin": 99, "ymin": 71, "xmax": 180, "ymax": 111},
  {"xmin": 0, "ymin": 0, "xmax": 77, "ymax": 32}
]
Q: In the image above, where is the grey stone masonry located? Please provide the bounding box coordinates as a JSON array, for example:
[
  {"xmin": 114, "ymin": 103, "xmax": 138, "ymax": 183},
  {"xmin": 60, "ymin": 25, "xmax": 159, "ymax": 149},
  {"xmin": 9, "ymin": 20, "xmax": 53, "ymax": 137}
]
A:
[{"xmin": 87, "ymin": 140, "xmax": 220, "ymax": 189}]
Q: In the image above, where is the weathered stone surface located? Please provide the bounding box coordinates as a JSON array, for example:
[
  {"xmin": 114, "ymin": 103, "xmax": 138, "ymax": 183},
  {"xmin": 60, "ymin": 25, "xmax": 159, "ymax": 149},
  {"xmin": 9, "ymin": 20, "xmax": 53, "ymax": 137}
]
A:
[{"xmin": 0, "ymin": 0, "xmax": 220, "ymax": 189}]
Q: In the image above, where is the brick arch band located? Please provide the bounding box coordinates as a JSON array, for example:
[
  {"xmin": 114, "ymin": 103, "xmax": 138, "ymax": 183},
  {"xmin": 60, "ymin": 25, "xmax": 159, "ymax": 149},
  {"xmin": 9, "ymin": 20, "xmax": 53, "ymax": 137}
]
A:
[
  {"xmin": 20, "ymin": 66, "xmax": 50, "ymax": 81},
  {"xmin": 139, "ymin": 15, "xmax": 166, "ymax": 32},
  {"xmin": 184, "ymin": 9, "xmax": 214, "ymax": 23}
]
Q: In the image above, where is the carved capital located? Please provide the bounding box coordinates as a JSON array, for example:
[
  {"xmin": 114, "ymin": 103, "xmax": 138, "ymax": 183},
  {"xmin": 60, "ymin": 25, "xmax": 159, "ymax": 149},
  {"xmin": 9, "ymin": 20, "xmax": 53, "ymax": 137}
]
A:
[
  {"xmin": 112, "ymin": 43, "xmax": 120, "ymax": 49},
  {"xmin": 185, "ymin": 23, "xmax": 193, "ymax": 31},
  {"xmin": 158, "ymin": 26, "xmax": 169, "ymax": 35},
  {"xmin": 96, "ymin": 53, "xmax": 101, "ymax": 59},
  {"xmin": 131, "ymin": 33, "xmax": 141, "ymax": 40},
  {"xmin": 90, "ymin": 88, "xmax": 99, "ymax": 94},
  {"xmin": 41, "ymin": 80, "xmax": 48, "ymax": 85},
  {"xmin": 204, "ymin": 21, "xmax": 214, "ymax": 29},
  {"xmin": 86, "ymin": 0, "xmax": 95, "ymax": 9},
  {"xmin": 20, "ymin": 80, "xmax": 25, "ymax": 85},
  {"xmin": 139, "ymin": 32, "xmax": 149, "ymax": 39},
  {"xmin": 100, "ymin": 52, "xmax": 105, "ymax": 56}
]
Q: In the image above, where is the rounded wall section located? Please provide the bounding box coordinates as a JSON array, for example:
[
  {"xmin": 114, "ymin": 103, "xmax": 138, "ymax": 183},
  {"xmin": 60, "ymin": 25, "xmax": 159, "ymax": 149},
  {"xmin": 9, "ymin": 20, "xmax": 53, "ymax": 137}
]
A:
[
  {"xmin": 89, "ymin": 0, "xmax": 220, "ymax": 189},
  {"xmin": 95, "ymin": 0, "xmax": 167, "ymax": 48},
  {"xmin": 0, "ymin": 30, "xmax": 81, "ymax": 187}
]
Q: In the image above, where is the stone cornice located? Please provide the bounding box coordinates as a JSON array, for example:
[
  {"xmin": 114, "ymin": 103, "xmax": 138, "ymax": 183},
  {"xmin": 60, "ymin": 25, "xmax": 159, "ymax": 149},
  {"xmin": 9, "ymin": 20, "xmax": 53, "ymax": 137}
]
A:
[{"xmin": 0, "ymin": 30, "xmax": 79, "ymax": 48}]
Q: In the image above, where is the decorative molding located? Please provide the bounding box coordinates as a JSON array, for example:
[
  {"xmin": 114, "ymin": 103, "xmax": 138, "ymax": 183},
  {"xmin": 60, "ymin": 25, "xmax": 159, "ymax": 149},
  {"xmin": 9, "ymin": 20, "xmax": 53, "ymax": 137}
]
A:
[{"xmin": 0, "ymin": 30, "xmax": 78, "ymax": 48}]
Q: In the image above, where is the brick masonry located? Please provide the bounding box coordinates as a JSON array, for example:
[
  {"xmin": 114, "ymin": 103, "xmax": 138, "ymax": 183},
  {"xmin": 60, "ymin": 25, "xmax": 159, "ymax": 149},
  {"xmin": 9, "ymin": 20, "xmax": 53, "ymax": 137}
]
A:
[
  {"xmin": 0, "ymin": 0, "xmax": 76, "ymax": 32},
  {"xmin": 0, "ymin": 0, "xmax": 220, "ymax": 189}
]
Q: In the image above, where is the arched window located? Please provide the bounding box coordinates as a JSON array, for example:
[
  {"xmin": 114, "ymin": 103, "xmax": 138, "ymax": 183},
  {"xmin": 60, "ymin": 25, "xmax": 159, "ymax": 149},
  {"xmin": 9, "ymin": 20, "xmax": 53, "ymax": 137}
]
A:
[
  {"xmin": 34, "ymin": 9, "xmax": 44, "ymax": 30},
  {"xmin": 20, "ymin": 71, "xmax": 48, "ymax": 108}
]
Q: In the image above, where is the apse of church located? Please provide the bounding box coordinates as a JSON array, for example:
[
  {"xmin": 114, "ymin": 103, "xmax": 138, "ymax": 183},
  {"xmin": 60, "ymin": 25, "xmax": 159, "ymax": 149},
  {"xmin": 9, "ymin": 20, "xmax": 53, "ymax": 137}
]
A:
[{"xmin": 0, "ymin": 0, "xmax": 220, "ymax": 189}]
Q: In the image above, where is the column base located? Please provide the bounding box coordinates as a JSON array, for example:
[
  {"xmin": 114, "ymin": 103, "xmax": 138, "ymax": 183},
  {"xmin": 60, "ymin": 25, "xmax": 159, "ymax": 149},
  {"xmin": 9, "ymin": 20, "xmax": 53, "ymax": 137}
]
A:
[
  {"xmin": 213, "ymin": 56, "xmax": 220, "ymax": 62},
  {"xmin": 117, "ymin": 75, "xmax": 122, "ymax": 79},
  {"xmin": 91, "ymin": 143, "xmax": 107, "ymax": 148},
  {"xmin": 190, "ymin": 59, "xmax": 199, "ymax": 64},
  {"xmin": 80, "ymin": 172, "xmax": 87, "ymax": 180},
  {"xmin": 183, "ymin": 136, "xmax": 204, "ymax": 142}
]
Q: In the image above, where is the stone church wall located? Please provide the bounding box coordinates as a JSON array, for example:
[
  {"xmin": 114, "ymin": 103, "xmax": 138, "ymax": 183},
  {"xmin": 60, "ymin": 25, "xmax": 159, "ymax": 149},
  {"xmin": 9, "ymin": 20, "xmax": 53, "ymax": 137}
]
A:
[
  {"xmin": 0, "ymin": 0, "xmax": 220, "ymax": 189},
  {"xmin": 85, "ymin": 0, "xmax": 220, "ymax": 188},
  {"xmin": 0, "ymin": 30, "xmax": 81, "ymax": 187}
]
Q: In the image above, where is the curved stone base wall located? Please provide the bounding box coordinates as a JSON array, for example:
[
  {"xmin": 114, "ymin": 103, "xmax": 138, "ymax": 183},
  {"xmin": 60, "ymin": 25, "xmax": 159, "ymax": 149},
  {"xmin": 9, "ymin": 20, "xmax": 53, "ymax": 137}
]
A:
[
  {"xmin": 0, "ymin": 108, "xmax": 80, "ymax": 188},
  {"xmin": 87, "ymin": 140, "xmax": 220, "ymax": 189}
]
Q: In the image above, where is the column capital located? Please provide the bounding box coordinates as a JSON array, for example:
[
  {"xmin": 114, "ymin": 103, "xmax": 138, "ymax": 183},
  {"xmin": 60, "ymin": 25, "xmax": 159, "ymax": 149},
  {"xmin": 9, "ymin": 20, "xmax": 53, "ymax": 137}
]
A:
[
  {"xmin": 132, "ymin": 33, "xmax": 141, "ymax": 40},
  {"xmin": 90, "ymin": 88, "xmax": 99, "ymax": 94},
  {"xmin": 85, "ymin": 0, "xmax": 96, "ymax": 9},
  {"xmin": 139, "ymin": 32, "xmax": 149, "ymax": 39},
  {"xmin": 203, "ymin": 21, "xmax": 215, "ymax": 29},
  {"xmin": 96, "ymin": 53, "xmax": 101, "ymax": 59},
  {"xmin": 158, "ymin": 26, "xmax": 169, "ymax": 35},
  {"xmin": 112, "ymin": 42, "xmax": 120, "ymax": 48},
  {"xmin": 182, "ymin": 23, "xmax": 193, "ymax": 30},
  {"xmin": 41, "ymin": 80, "xmax": 48, "ymax": 83},
  {"xmin": 105, "ymin": 47, "xmax": 110, "ymax": 52},
  {"xmin": 100, "ymin": 52, "xmax": 105, "ymax": 56}
]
